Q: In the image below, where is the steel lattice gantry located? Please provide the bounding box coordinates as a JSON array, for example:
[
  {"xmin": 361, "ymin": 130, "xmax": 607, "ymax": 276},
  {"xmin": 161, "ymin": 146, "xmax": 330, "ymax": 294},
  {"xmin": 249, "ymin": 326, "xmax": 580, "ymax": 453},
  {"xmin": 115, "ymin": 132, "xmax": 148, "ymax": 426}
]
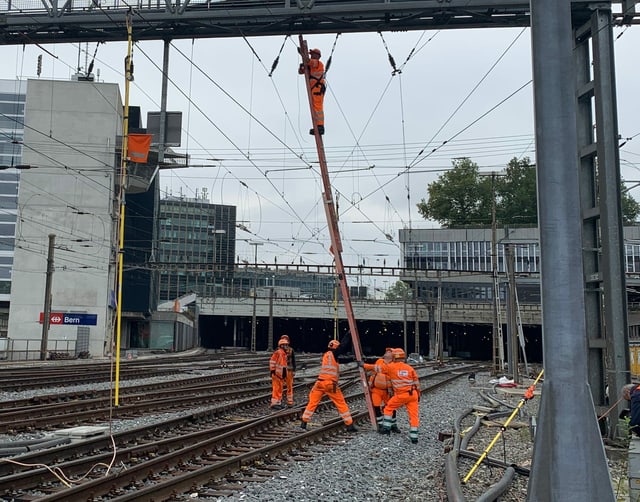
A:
[
  {"xmin": 0, "ymin": 0, "xmax": 635, "ymax": 44},
  {"xmin": 1, "ymin": 0, "xmax": 639, "ymax": 500}
]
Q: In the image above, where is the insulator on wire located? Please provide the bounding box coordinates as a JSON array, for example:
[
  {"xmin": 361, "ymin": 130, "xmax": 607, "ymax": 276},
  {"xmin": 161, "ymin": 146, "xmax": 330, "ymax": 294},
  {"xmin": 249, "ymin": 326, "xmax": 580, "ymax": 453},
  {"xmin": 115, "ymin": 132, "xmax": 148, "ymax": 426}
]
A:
[
  {"xmin": 268, "ymin": 56, "xmax": 279, "ymax": 77},
  {"xmin": 388, "ymin": 54, "xmax": 400, "ymax": 75}
]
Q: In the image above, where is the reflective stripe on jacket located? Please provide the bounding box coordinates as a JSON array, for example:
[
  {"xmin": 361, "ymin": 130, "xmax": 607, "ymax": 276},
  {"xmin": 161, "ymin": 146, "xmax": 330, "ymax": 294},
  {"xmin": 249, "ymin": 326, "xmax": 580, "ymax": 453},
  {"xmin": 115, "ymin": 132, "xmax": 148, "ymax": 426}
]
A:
[
  {"xmin": 270, "ymin": 348, "xmax": 288, "ymax": 378},
  {"xmin": 317, "ymin": 350, "xmax": 339, "ymax": 382},
  {"xmin": 384, "ymin": 361, "xmax": 419, "ymax": 394},
  {"xmin": 363, "ymin": 358, "xmax": 391, "ymax": 390}
]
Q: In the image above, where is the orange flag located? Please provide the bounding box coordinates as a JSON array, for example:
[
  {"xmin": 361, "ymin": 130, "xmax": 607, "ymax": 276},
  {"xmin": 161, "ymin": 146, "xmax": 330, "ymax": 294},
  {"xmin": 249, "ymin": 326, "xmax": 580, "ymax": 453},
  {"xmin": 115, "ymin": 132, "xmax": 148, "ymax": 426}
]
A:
[{"xmin": 128, "ymin": 134, "xmax": 153, "ymax": 163}]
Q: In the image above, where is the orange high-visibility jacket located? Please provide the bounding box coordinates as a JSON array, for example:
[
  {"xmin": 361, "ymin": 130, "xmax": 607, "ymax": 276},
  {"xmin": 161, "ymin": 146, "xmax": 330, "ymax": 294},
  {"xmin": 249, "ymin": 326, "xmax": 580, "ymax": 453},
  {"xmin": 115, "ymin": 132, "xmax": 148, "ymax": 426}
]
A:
[
  {"xmin": 363, "ymin": 358, "xmax": 391, "ymax": 390},
  {"xmin": 299, "ymin": 59, "xmax": 325, "ymax": 89},
  {"xmin": 384, "ymin": 361, "xmax": 420, "ymax": 396},
  {"xmin": 317, "ymin": 350, "xmax": 339, "ymax": 382},
  {"xmin": 270, "ymin": 348, "xmax": 288, "ymax": 378}
]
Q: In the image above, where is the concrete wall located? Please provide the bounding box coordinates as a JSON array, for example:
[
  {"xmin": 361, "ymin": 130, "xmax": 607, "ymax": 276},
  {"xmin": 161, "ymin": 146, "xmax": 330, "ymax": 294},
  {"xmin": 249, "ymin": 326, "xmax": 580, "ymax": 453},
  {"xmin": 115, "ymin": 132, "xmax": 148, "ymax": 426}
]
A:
[{"xmin": 7, "ymin": 79, "xmax": 121, "ymax": 358}]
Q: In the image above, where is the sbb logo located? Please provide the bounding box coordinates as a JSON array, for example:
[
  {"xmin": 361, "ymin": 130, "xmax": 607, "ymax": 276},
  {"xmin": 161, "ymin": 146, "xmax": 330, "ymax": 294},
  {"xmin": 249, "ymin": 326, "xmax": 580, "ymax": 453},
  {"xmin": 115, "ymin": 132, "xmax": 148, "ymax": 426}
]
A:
[{"xmin": 50, "ymin": 315, "xmax": 63, "ymax": 324}]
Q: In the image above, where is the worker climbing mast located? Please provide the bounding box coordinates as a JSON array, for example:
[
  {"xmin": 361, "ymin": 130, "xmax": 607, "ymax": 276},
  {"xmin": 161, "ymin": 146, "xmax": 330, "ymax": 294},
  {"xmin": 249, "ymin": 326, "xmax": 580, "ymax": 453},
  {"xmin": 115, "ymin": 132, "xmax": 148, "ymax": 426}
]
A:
[{"xmin": 298, "ymin": 35, "xmax": 376, "ymax": 429}]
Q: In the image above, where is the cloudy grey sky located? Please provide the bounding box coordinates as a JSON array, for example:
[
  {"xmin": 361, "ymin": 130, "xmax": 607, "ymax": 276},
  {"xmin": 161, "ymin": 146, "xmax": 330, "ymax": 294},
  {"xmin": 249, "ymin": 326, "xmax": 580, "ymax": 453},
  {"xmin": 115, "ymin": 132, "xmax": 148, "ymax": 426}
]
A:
[{"xmin": 2, "ymin": 22, "xmax": 639, "ymax": 277}]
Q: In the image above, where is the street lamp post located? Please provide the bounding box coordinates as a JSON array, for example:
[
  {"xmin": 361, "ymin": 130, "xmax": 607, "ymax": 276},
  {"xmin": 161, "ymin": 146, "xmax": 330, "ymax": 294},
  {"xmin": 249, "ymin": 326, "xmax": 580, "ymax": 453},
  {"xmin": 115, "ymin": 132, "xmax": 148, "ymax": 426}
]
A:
[{"xmin": 250, "ymin": 242, "xmax": 263, "ymax": 352}]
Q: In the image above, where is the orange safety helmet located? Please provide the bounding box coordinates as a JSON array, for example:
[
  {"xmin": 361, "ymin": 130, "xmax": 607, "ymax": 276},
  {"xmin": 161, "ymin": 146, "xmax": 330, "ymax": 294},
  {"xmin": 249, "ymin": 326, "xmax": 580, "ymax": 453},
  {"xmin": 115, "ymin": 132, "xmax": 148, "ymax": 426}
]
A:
[
  {"xmin": 309, "ymin": 48, "xmax": 322, "ymax": 57},
  {"xmin": 328, "ymin": 339, "xmax": 340, "ymax": 350},
  {"xmin": 392, "ymin": 348, "xmax": 406, "ymax": 360},
  {"xmin": 278, "ymin": 336, "xmax": 289, "ymax": 346}
]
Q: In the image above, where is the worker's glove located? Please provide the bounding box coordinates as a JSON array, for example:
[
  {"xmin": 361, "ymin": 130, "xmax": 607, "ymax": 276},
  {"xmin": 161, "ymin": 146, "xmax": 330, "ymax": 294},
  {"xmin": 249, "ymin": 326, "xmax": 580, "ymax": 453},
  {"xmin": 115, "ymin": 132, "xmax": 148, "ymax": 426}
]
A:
[
  {"xmin": 270, "ymin": 370, "xmax": 275, "ymax": 377},
  {"xmin": 357, "ymin": 360, "xmax": 364, "ymax": 368}
]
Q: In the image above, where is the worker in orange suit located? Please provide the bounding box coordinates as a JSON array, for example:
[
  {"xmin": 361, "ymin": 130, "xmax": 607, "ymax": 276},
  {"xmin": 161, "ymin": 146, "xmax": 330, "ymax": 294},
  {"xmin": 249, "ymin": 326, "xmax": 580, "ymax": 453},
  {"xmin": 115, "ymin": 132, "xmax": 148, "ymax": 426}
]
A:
[
  {"xmin": 298, "ymin": 47, "xmax": 326, "ymax": 136},
  {"xmin": 300, "ymin": 339, "xmax": 358, "ymax": 432},
  {"xmin": 362, "ymin": 347, "xmax": 400, "ymax": 433},
  {"xmin": 279, "ymin": 334, "xmax": 297, "ymax": 406},
  {"xmin": 269, "ymin": 337, "xmax": 289, "ymax": 410},
  {"xmin": 380, "ymin": 348, "xmax": 420, "ymax": 443}
]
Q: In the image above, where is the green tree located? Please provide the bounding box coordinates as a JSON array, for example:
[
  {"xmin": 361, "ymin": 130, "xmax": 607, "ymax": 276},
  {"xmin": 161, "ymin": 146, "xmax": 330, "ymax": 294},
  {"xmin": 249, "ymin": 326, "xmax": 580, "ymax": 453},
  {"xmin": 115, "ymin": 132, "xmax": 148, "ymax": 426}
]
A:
[
  {"xmin": 416, "ymin": 158, "xmax": 492, "ymax": 227},
  {"xmin": 385, "ymin": 280, "xmax": 412, "ymax": 300},
  {"xmin": 622, "ymin": 183, "xmax": 640, "ymax": 224},
  {"xmin": 417, "ymin": 156, "xmax": 639, "ymax": 226},
  {"xmin": 496, "ymin": 157, "xmax": 537, "ymax": 225}
]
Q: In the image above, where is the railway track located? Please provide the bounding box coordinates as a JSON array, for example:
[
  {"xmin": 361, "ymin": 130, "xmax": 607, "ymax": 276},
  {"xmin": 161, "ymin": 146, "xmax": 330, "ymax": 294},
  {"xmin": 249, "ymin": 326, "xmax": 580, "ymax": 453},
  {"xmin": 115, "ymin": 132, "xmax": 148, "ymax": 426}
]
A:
[
  {"xmin": 0, "ymin": 350, "xmax": 253, "ymax": 392},
  {"xmin": 0, "ymin": 362, "xmax": 480, "ymax": 500}
]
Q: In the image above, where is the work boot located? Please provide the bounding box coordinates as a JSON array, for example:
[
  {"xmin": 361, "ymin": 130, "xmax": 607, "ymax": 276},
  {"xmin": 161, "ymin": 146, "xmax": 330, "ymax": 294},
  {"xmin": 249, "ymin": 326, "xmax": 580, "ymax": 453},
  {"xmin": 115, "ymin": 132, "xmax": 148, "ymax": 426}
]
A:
[
  {"xmin": 379, "ymin": 427, "xmax": 390, "ymax": 436},
  {"xmin": 411, "ymin": 439, "xmax": 418, "ymax": 444},
  {"xmin": 300, "ymin": 420, "xmax": 307, "ymax": 430},
  {"xmin": 317, "ymin": 125, "xmax": 325, "ymax": 135},
  {"xmin": 270, "ymin": 404, "xmax": 285, "ymax": 410},
  {"xmin": 346, "ymin": 423, "xmax": 358, "ymax": 432},
  {"xmin": 390, "ymin": 425, "xmax": 401, "ymax": 434},
  {"xmin": 377, "ymin": 424, "xmax": 385, "ymax": 433},
  {"xmin": 309, "ymin": 128, "xmax": 315, "ymax": 135}
]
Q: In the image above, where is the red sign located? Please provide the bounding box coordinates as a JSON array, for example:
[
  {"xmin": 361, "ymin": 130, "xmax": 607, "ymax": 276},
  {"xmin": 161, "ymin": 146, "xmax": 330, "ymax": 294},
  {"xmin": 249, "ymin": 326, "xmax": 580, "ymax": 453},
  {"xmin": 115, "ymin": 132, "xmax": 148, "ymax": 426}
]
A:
[{"xmin": 40, "ymin": 312, "xmax": 64, "ymax": 324}]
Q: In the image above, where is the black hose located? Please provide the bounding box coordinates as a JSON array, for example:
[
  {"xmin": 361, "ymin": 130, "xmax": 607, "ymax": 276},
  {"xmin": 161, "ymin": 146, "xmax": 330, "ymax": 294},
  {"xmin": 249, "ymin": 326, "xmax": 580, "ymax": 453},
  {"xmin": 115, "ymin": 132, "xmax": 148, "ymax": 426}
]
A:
[
  {"xmin": 475, "ymin": 466, "xmax": 516, "ymax": 502},
  {"xmin": 478, "ymin": 390, "xmax": 501, "ymax": 408},
  {"xmin": 460, "ymin": 415, "xmax": 482, "ymax": 451},
  {"xmin": 445, "ymin": 450, "xmax": 466, "ymax": 502}
]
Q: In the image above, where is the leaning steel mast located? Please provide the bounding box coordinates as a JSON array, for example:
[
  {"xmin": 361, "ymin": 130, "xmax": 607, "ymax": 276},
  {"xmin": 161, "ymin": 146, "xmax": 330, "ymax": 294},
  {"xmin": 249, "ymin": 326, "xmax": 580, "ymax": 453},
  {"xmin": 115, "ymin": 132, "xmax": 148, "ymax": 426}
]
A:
[{"xmin": 298, "ymin": 35, "xmax": 376, "ymax": 429}]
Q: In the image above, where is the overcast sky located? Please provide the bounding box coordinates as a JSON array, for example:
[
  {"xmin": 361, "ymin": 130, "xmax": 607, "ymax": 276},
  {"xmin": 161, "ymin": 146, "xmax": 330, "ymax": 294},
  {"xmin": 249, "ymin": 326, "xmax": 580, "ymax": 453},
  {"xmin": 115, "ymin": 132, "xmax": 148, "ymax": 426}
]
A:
[{"xmin": 2, "ymin": 22, "xmax": 639, "ymax": 281}]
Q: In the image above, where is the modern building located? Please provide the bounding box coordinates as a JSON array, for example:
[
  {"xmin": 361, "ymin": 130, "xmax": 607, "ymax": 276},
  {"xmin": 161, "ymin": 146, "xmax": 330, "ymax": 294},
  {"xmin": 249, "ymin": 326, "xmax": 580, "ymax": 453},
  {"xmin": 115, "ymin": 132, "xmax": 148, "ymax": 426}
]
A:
[
  {"xmin": 7, "ymin": 78, "xmax": 122, "ymax": 359},
  {"xmin": 158, "ymin": 195, "xmax": 236, "ymax": 302},
  {"xmin": 4, "ymin": 78, "xmax": 195, "ymax": 359},
  {"xmin": 399, "ymin": 224, "xmax": 640, "ymax": 305},
  {"xmin": 0, "ymin": 79, "xmax": 26, "ymax": 339}
]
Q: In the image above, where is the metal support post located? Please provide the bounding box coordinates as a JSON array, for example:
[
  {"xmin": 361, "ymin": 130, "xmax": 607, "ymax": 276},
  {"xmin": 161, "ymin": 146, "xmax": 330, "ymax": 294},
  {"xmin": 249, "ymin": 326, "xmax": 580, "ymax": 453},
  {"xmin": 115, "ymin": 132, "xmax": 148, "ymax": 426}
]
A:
[
  {"xmin": 528, "ymin": 1, "xmax": 615, "ymax": 499},
  {"xmin": 40, "ymin": 234, "xmax": 55, "ymax": 361}
]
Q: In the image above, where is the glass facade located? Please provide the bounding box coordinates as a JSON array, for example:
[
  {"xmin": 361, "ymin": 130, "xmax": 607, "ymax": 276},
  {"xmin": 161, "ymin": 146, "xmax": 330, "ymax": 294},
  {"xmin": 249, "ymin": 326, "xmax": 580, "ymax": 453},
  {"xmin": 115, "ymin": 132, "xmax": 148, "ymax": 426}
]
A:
[
  {"xmin": 158, "ymin": 197, "xmax": 236, "ymax": 301},
  {"xmin": 405, "ymin": 239, "xmax": 540, "ymax": 274},
  {"xmin": 0, "ymin": 80, "xmax": 26, "ymax": 302}
]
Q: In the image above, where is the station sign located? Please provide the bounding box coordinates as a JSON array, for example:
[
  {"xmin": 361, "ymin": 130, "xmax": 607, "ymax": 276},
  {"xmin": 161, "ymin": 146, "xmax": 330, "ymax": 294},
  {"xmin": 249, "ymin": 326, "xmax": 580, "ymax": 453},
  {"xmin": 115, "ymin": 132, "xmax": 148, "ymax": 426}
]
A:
[{"xmin": 39, "ymin": 312, "xmax": 98, "ymax": 326}]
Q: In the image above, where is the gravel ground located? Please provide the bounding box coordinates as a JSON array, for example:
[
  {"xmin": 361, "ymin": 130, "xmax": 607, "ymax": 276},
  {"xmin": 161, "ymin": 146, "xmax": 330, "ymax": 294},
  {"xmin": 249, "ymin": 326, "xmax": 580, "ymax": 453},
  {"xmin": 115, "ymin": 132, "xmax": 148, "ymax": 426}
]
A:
[
  {"xmin": 201, "ymin": 372, "xmax": 522, "ymax": 502},
  {"xmin": 0, "ymin": 361, "xmax": 630, "ymax": 501}
]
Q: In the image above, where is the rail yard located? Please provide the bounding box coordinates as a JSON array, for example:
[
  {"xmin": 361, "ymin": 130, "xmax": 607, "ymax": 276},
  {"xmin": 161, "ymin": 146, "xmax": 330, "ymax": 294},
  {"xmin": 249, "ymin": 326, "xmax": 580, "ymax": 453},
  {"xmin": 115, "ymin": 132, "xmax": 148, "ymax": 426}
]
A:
[{"xmin": 0, "ymin": 350, "xmax": 626, "ymax": 501}]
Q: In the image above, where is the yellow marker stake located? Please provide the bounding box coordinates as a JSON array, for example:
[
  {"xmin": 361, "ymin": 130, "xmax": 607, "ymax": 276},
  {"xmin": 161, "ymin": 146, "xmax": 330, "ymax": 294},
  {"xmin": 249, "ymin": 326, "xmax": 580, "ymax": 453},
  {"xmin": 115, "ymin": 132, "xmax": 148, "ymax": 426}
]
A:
[
  {"xmin": 462, "ymin": 369, "xmax": 544, "ymax": 484},
  {"xmin": 114, "ymin": 10, "xmax": 134, "ymax": 406}
]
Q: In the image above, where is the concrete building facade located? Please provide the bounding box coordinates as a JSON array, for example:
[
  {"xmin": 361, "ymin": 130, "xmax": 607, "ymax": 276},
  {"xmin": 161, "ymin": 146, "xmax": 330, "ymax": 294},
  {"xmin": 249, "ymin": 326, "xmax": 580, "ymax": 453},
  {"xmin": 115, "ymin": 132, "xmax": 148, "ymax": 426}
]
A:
[
  {"xmin": 7, "ymin": 79, "xmax": 121, "ymax": 359},
  {"xmin": 0, "ymin": 79, "xmax": 27, "ymax": 341}
]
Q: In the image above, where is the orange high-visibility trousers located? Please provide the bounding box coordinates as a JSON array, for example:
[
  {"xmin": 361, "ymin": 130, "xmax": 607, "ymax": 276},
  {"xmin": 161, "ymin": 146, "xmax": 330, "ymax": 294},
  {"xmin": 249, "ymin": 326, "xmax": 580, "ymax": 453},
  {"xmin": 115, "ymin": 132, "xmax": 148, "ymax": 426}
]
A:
[
  {"xmin": 302, "ymin": 379, "xmax": 353, "ymax": 425},
  {"xmin": 311, "ymin": 85, "xmax": 325, "ymax": 127},
  {"xmin": 383, "ymin": 391, "xmax": 419, "ymax": 441},
  {"xmin": 271, "ymin": 374, "xmax": 284, "ymax": 406},
  {"xmin": 384, "ymin": 391, "xmax": 419, "ymax": 426},
  {"xmin": 285, "ymin": 371, "xmax": 295, "ymax": 405},
  {"xmin": 369, "ymin": 386, "xmax": 390, "ymax": 408}
]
